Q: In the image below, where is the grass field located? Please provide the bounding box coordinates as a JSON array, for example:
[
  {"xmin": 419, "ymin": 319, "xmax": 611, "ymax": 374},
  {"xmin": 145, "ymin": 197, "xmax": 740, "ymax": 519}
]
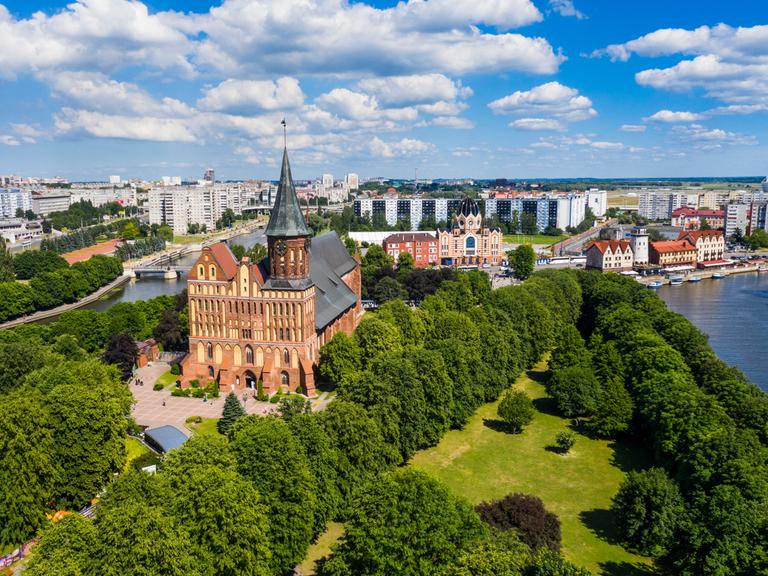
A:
[
  {"xmin": 298, "ymin": 522, "xmax": 345, "ymax": 575},
  {"xmin": 124, "ymin": 437, "xmax": 150, "ymax": 472},
  {"xmin": 187, "ymin": 417, "xmax": 220, "ymax": 437},
  {"xmin": 155, "ymin": 369, "xmax": 179, "ymax": 390},
  {"xmin": 172, "ymin": 234, "xmax": 207, "ymax": 245},
  {"xmin": 503, "ymin": 234, "xmax": 568, "ymax": 247},
  {"xmin": 410, "ymin": 361, "xmax": 654, "ymax": 576}
]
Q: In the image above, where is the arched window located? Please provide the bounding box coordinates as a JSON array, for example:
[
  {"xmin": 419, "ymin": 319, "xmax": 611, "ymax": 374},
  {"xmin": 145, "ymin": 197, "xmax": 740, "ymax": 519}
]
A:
[
  {"xmin": 283, "ymin": 349, "xmax": 290, "ymax": 365},
  {"xmin": 279, "ymin": 328, "xmax": 284, "ymax": 340},
  {"xmin": 281, "ymin": 371, "xmax": 289, "ymax": 386},
  {"xmin": 245, "ymin": 345, "xmax": 254, "ymax": 364},
  {"xmin": 209, "ymin": 265, "xmax": 216, "ymax": 278},
  {"xmin": 465, "ymin": 236, "xmax": 476, "ymax": 249},
  {"xmin": 208, "ymin": 366, "xmax": 214, "ymax": 377},
  {"xmin": 207, "ymin": 343, "xmax": 213, "ymax": 359}
]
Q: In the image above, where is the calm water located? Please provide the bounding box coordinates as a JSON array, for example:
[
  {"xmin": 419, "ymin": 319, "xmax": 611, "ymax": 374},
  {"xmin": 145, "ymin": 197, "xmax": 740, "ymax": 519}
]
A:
[
  {"xmin": 658, "ymin": 272, "xmax": 768, "ymax": 391},
  {"xmin": 82, "ymin": 228, "xmax": 266, "ymax": 313}
]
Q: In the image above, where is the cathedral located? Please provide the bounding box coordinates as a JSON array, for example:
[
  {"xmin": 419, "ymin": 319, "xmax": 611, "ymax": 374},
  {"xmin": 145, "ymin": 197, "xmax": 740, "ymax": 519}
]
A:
[{"xmin": 180, "ymin": 147, "xmax": 362, "ymax": 396}]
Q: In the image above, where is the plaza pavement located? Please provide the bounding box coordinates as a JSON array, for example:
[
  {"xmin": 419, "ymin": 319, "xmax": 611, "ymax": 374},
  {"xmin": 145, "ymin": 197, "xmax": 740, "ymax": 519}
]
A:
[{"xmin": 130, "ymin": 362, "xmax": 280, "ymax": 433}]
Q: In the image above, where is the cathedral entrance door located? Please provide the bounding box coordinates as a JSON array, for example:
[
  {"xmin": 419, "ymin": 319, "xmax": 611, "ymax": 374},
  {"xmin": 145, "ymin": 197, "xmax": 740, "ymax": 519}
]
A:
[{"xmin": 244, "ymin": 371, "xmax": 257, "ymax": 390}]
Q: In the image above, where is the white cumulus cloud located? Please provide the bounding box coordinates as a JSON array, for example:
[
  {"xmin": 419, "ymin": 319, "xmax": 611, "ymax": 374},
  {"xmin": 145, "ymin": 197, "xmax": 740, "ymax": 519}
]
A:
[
  {"xmin": 198, "ymin": 77, "xmax": 305, "ymax": 113},
  {"xmin": 369, "ymin": 136, "xmax": 434, "ymax": 158},
  {"xmin": 489, "ymin": 82, "xmax": 597, "ymax": 130},
  {"xmin": 621, "ymin": 124, "xmax": 647, "ymax": 132},
  {"xmin": 644, "ymin": 110, "xmax": 704, "ymax": 123},
  {"xmin": 510, "ymin": 118, "xmax": 564, "ymax": 131}
]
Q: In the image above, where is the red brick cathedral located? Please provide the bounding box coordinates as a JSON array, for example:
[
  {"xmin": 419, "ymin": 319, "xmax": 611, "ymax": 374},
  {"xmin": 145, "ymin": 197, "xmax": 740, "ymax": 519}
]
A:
[{"xmin": 180, "ymin": 147, "xmax": 362, "ymax": 396}]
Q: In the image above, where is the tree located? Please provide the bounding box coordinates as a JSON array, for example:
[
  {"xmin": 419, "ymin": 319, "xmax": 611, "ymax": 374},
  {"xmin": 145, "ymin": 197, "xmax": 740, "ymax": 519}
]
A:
[
  {"xmin": 217, "ymin": 208, "xmax": 236, "ymax": 229},
  {"xmin": 611, "ymin": 468, "xmax": 685, "ymax": 557},
  {"xmin": 319, "ymin": 331, "xmax": 362, "ymax": 385},
  {"xmin": 163, "ymin": 464, "xmax": 273, "ymax": 576},
  {"xmin": 508, "ymin": 244, "xmax": 535, "ymax": 281},
  {"xmin": 95, "ymin": 500, "xmax": 201, "ymax": 576},
  {"xmin": 102, "ymin": 332, "xmax": 138, "ymax": 381},
  {"xmin": 521, "ymin": 213, "xmax": 538, "ymax": 235},
  {"xmin": 13, "ymin": 250, "xmax": 69, "ymax": 279},
  {"xmin": 230, "ymin": 416, "xmax": 317, "ymax": 574},
  {"xmin": 0, "ymin": 340, "xmax": 48, "ymax": 394},
  {"xmin": 354, "ymin": 316, "xmax": 401, "ymax": 363},
  {"xmin": 396, "ymin": 251, "xmax": 414, "ymax": 275},
  {"xmin": 549, "ymin": 325, "xmax": 591, "ymax": 371},
  {"xmin": 374, "ymin": 276, "xmax": 408, "ymax": 302},
  {"xmin": 476, "ymin": 493, "xmax": 562, "ymax": 552},
  {"xmin": 26, "ymin": 514, "xmax": 98, "ymax": 576},
  {"xmin": 0, "ymin": 237, "xmax": 14, "ymax": 282},
  {"xmin": 51, "ymin": 334, "xmax": 87, "ymax": 361},
  {"xmin": 699, "ymin": 218, "xmax": 711, "ymax": 231},
  {"xmin": 320, "ymin": 469, "xmax": 487, "ymax": 576},
  {"xmin": 153, "ymin": 309, "xmax": 186, "ymax": 351},
  {"xmin": 587, "ymin": 377, "xmax": 634, "ymax": 438},
  {"xmin": 440, "ymin": 538, "xmax": 530, "ymax": 576},
  {"xmin": 277, "ymin": 395, "xmax": 311, "ymax": 420},
  {"xmin": 548, "ymin": 366, "xmax": 600, "ymax": 418},
  {"xmin": 0, "ymin": 391, "xmax": 56, "ymax": 548},
  {"xmin": 119, "ymin": 221, "xmax": 140, "ymax": 240},
  {"xmin": 497, "ymin": 389, "xmax": 535, "ymax": 433},
  {"xmin": 217, "ymin": 392, "xmax": 247, "ymax": 436},
  {"xmin": 156, "ymin": 224, "xmax": 174, "ymax": 242}
]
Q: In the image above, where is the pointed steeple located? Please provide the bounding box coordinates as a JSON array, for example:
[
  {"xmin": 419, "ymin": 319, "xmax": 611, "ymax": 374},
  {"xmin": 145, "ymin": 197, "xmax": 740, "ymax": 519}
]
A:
[{"xmin": 265, "ymin": 147, "xmax": 311, "ymax": 238}]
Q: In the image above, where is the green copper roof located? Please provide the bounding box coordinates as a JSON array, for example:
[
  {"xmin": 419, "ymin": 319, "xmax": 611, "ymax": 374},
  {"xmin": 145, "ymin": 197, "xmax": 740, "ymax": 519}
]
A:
[{"xmin": 265, "ymin": 147, "xmax": 311, "ymax": 238}]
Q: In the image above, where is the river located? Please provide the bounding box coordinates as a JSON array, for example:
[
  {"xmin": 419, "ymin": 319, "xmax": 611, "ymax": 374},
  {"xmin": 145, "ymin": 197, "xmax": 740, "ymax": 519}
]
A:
[
  {"xmin": 82, "ymin": 228, "xmax": 266, "ymax": 313},
  {"xmin": 658, "ymin": 271, "xmax": 768, "ymax": 391}
]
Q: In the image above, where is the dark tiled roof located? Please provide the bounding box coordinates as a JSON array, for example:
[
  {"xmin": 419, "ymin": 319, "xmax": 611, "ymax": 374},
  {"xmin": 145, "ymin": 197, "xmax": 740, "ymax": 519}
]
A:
[
  {"xmin": 265, "ymin": 148, "xmax": 311, "ymax": 238},
  {"xmin": 310, "ymin": 231, "xmax": 358, "ymax": 330},
  {"xmin": 144, "ymin": 425, "xmax": 188, "ymax": 453},
  {"xmin": 458, "ymin": 197, "xmax": 480, "ymax": 217},
  {"xmin": 383, "ymin": 232, "xmax": 437, "ymax": 244}
]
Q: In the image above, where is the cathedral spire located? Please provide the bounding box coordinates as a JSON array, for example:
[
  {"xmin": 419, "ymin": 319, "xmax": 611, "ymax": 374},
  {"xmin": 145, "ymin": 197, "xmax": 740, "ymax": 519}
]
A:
[{"xmin": 265, "ymin": 144, "xmax": 311, "ymax": 238}]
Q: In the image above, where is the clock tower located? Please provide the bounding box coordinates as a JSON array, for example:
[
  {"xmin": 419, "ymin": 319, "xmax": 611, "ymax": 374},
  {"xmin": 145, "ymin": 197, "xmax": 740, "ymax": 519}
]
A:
[{"xmin": 265, "ymin": 146, "xmax": 313, "ymax": 289}]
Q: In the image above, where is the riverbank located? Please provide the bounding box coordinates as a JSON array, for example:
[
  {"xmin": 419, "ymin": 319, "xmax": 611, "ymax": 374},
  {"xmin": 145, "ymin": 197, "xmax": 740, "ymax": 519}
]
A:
[
  {"xmin": 0, "ymin": 273, "xmax": 132, "ymax": 329},
  {"xmin": 636, "ymin": 262, "xmax": 767, "ymax": 286}
]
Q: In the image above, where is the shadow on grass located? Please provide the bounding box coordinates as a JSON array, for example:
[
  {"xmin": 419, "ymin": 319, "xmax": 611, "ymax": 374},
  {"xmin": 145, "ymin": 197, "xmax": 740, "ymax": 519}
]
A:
[
  {"xmin": 482, "ymin": 418, "xmax": 519, "ymax": 434},
  {"xmin": 527, "ymin": 368, "xmax": 550, "ymax": 384},
  {"xmin": 532, "ymin": 396, "xmax": 561, "ymax": 417},
  {"xmin": 599, "ymin": 561, "xmax": 657, "ymax": 576},
  {"xmin": 579, "ymin": 508, "xmax": 619, "ymax": 545},
  {"xmin": 544, "ymin": 445, "xmax": 568, "ymax": 455}
]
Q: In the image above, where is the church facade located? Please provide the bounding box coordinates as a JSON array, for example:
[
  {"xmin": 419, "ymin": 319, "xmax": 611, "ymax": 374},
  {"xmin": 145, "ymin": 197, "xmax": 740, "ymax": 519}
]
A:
[
  {"xmin": 180, "ymin": 148, "xmax": 362, "ymax": 396},
  {"xmin": 437, "ymin": 197, "xmax": 503, "ymax": 266}
]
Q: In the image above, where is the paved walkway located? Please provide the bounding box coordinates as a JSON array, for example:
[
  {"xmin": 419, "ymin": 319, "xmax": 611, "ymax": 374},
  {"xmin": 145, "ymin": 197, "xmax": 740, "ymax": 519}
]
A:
[{"xmin": 130, "ymin": 362, "xmax": 280, "ymax": 432}]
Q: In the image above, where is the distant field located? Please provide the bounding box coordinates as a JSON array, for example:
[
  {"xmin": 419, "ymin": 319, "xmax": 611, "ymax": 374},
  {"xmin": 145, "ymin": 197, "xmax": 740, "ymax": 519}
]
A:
[
  {"xmin": 172, "ymin": 234, "xmax": 207, "ymax": 245},
  {"xmin": 410, "ymin": 361, "xmax": 654, "ymax": 576},
  {"xmin": 503, "ymin": 234, "xmax": 568, "ymax": 246}
]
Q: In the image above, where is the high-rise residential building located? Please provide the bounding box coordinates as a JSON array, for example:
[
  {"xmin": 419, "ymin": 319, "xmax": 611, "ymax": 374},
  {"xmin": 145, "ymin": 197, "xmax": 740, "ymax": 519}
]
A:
[
  {"xmin": 725, "ymin": 203, "xmax": 750, "ymax": 237},
  {"xmin": 346, "ymin": 173, "xmax": 359, "ymax": 191},
  {"xmin": 322, "ymin": 174, "xmax": 333, "ymax": 190},
  {"xmin": 354, "ymin": 194, "xmax": 591, "ymax": 232},
  {"xmin": 638, "ymin": 191, "xmax": 691, "ymax": 220},
  {"xmin": 586, "ymin": 189, "xmax": 608, "ymax": 217},
  {"xmin": 762, "ymin": 177, "xmax": 768, "ymax": 194},
  {"xmin": 749, "ymin": 202, "xmax": 768, "ymax": 233},
  {"xmin": 203, "ymin": 168, "xmax": 215, "ymax": 183},
  {"xmin": 0, "ymin": 188, "xmax": 33, "ymax": 218},
  {"xmin": 161, "ymin": 176, "xmax": 182, "ymax": 186},
  {"xmin": 109, "ymin": 175, "xmax": 121, "ymax": 185}
]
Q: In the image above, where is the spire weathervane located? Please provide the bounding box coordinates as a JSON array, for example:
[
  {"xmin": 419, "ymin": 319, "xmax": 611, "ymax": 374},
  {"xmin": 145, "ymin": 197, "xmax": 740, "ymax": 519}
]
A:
[{"xmin": 281, "ymin": 118, "xmax": 287, "ymax": 149}]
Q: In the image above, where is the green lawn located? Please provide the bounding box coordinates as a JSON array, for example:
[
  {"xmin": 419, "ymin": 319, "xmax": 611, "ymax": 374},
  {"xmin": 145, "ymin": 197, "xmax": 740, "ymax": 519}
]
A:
[
  {"xmin": 124, "ymin": 437, "xmax": 150, "ymax": 472},
  {"xmin": 172, "ymin": 234, "xmax": 207, "ymax": 245},
  {"xmin": 155, "ymin": 370, "xmax": 179, "ymax": 390},
  {"xmin": 298, "ymin": 522, "xmax": 345, "ymax": 575},
  {"xmin": 410, "ymin": 361, "xmax": 654, "ymax": 576},
  {"xmin": 503, "ymin": 234, "xmax": 568, "ymax": 247},
  {"xmin": 187, "ymin": 417, "xmax": 221, "ymax": 437}
]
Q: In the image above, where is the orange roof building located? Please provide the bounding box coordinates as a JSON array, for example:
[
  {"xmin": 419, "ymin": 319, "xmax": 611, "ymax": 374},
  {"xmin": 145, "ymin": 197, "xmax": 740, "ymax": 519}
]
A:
[
  {"xmin": 585, "ymin": 240, "xmax": 634, "ymax": 272},
  {"xmin": 649, "ymin": 239, "xmax": 697, "ymax": 268}
]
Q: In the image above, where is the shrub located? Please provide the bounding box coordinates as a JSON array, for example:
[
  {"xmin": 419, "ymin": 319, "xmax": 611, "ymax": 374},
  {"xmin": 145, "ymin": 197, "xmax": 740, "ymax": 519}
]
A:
[
  {"xmin": 269, "ymin": 393, "xmax": 282, "ymax": 404},
  {"xmin": 131, "ymin": 451, "xmax": 161, "ymax": 471},
  {"xmin": 497, "ymin": 389, "xmax": 535, "ymax": 433},
  {"xmin": 190, "ymin": 379, "xmax": 200, "ymax": 388},
  {"xmin": 476, "ymin": 493, "xmax": 562, "ymax": 552},
  {"xmin": 554, "ymin": 431, "xmax": 575, "ymax": 453},
  {"xmin": 192, "ymin": 388, "xmax": 205, "ymax": 398},
  {"xmin": 256, "ymin": 379, "xmax": 267, "ymax": 401},
  {"xmin": 171, "ymin": 388, "xmax": 191, "ymax": 397},
  {"xmin": 170, "ymin": 363, "xmax": 181, "ymax": 375},
  {"xmin": 153, "ymin": 382, "xmax": 164, "ymax": 391},
  {"xmin": 185, "ymin": 415, "xmax": 202, "ymax": 424}
]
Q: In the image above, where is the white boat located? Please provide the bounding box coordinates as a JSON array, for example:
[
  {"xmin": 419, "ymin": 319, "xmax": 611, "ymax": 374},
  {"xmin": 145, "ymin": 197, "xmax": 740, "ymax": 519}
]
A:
[
  {"xmin": 648, "ymin": 281, "xmax": 663, "ymax": 289},
  {"xmin": 712, "ymin": 272, "xmax": 727, "ymax": 279},
  {"xmin": 688, "ymin": 276, "xmax": 702, "ymax": 283},
  {"xmin": 669, "ymin": 277, "xmax": 685, "ymax": 285}
]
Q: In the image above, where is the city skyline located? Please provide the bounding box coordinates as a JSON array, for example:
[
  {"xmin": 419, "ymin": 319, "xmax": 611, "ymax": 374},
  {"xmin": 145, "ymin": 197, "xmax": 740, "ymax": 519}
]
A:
[{"xmin": 0, "ymin": 0, "xmax": 766, "ymax": 180}]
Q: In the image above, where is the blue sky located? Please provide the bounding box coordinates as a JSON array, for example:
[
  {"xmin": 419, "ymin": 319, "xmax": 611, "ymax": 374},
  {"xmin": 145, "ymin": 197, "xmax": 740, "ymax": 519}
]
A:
[{"xmin": 0, "ymin": 0, "xmax": 766, "ymax": 181}]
